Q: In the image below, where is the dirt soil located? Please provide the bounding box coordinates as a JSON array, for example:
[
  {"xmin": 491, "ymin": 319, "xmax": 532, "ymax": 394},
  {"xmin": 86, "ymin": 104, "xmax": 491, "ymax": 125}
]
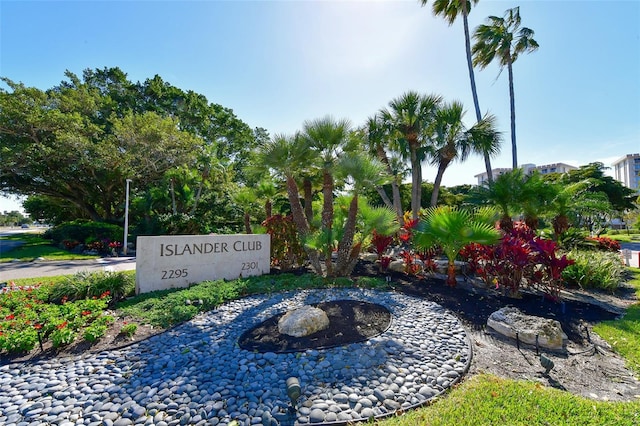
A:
[{"xmin": 4, "ymin": 261, "xmax": 640, "ymax": 403}]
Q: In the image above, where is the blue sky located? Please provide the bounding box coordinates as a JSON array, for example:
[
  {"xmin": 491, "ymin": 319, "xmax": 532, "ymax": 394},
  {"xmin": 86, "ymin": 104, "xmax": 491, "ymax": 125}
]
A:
[{"xmin": 1, "ymin": 0, "xmax": 639, "ymax": 214}]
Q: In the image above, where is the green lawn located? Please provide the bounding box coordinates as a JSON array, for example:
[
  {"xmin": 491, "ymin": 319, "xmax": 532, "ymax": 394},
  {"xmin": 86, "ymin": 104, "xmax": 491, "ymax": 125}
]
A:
[
  {"xmin": 0, "ymin": 233, "xmax": 98, "ymax": 262},
  {"xmin": 593, "ymin": 268, "xmax": 640, "ymax": 375}
]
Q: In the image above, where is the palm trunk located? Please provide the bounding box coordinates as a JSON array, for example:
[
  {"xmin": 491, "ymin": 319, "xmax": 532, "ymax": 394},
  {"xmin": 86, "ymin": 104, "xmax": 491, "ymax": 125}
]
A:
[
  {"xmin": 430, "ymin": 160, "xmax": 451, "ymax": 207},
  {"xmin": 244, "ymin": 212, "xmax": 252, "ymax": 234},
  {"xmin": 447, "ymin": 260, "xmax": 457, "ymax": 287},
  {"xmin": 375, "ymin": 186, "xmax": 394, "ymax": 210},
  {"xmin": 410, "ymin": 146, "xmax": 422, "ymax": 220},
  {"xmin": 463, "ymin": 9, "xmax": 492, "ymax": 182},
  {"xmin": 170, "ymin": 178, "xmax": 177, "ymax": 215},
  {"xmin": 322, "ymin": 169, "xmax": 334, "ymax": 276},
  {"xmin": 264, "ymin": 200, "xmax": 272, "ymax": 219},
  {"xmin": 508, "ymin": 58, "xmax": 517, "ymax": 169},
  {"xmin": 334, "ymin": 194, "xmax": 359, "ymax": 277},
  {"xmin": 376, "ymin": 144, "xmax": 404, "ymax": 221},
  {"xmin": 303, "ymin": 177, "xmax": 313, "ymax": 224},
  {"xmin": 285, "ymin": 174, "xmax": 322, "ymax": 274}
]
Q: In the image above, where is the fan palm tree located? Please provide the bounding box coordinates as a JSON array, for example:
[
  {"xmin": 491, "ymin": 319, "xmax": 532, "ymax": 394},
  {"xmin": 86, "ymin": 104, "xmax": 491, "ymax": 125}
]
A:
[
  {"xmin": 414, "ymin": 206, "xmax": 500, "ymax": 286},
  {"xmin": 472, "ymin": 6, "xmax": 539, "ymax": 169},
  {"xmin": 256, "ymin": 134, "xmax": 322, "ymax": 274},
  {"xmin": 332, "ymin": 151, "xmax": 395, "ymax": 276},
  {"xmin": 428, "ymin": 101, "xmax": 502, "ymax": 206},
  {"xmin": 363, "ymin": 114, "xmax": 406, "ymax": 222},
  {"xmin": 231, "ymin": 186, "xmax": 258, "ymax": 234},
  {"xmin": 381, "ymin": 91, "xmax": 442, "ymax": 220},
  {"xmin": 473, "ymin": 167, "xmax": 526, "ymax": 232},
  {"xmin": 420, "ymin": 0, "xmax": 497, "ymax": 182},
  {"xmin": 301, "ymin": 116, "xmax": 354, "ymax": 276}
]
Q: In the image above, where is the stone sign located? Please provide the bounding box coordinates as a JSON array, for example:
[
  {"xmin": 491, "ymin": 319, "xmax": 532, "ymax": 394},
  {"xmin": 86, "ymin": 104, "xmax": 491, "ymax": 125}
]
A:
[{"xmin": 135, "ymin": 234, "xmax": 270, "ymax": 294}]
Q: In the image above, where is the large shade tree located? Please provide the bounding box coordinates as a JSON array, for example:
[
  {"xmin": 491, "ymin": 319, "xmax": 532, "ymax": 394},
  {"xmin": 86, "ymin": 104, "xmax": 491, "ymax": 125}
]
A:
[
  {"xmin": 0, "ymin": 67, "xmax": 260, "ymax": 227},
  {"xmin": 472, "ymin": 6, "xmax": 539, "ymax": 169},
  {"xmin": 420, "ymin": 0, "xmax": 497, "ymax": 182}
]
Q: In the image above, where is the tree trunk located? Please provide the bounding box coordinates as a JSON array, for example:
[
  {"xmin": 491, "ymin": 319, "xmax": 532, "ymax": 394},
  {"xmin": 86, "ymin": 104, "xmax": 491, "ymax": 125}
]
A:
[
  {"xmin": 447, "ymin": 260, "xmax": 457, "ymax": 287},
  {"xmin": 264, "ymin": 200, "xmax": 272, "ymax": 219},
  {"xmin": 430, "ymin": 159, "xmax": 451, "ymax": 207},
  {"xmin": 321, "ymin": 169, "xmax": 334, "ymax": 276},
  {"xmin": 376, "ymin": 144, "xmax": 404, "ymax": 221},
  {"xmin": 463, "ymin": 8, "xmax": 492, "ymax": 183},
  {"xmin": 410, "ymin": 145, "xmax": 422, "ymax": 220},
  {"xmin": 334, "ymin": 194, "xmax": 359, "ymax": 276},
  {"xmin": 508, "ymin": 57, "xmax": 517, "ymax": 169},
  {"xmin": 244, "ymin": 212, "xmax": 252, "ymax": 234},
  {"xmin": 170, "ymin": 178, "xmax": 177, "ymax": 215},
  {"xmin": 375, "ymin": 186, "xmax": 394, "ymax": 210},
  {"xmin": 303, "ymin": 177, "xmax": 313, "ymax": 224},
  {"xmin": 286, "ymin": 175, "xmax": 322, "ymax": 274}
]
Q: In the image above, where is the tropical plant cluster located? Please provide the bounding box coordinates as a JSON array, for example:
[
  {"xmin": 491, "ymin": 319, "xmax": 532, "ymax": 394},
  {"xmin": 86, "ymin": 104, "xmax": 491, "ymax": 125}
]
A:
[{"xmin": 44, "ymin": 220, "xmax": 124, "ymax": 255}]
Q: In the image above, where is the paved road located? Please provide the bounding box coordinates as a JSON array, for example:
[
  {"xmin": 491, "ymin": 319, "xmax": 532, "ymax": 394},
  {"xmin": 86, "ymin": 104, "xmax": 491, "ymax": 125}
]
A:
[{"xmin": 0, "ymin": 257, "xmax": 136, "ymax": 282}]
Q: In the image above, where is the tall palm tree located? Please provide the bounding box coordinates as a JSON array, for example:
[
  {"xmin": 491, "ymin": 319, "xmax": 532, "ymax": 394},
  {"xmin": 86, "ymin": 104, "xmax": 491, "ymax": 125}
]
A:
[
  {"xmin": 301, "ymin": 116, "xmax": 353, "ymax": 276},
  {"xmin": 428, "ymin": 101, "xmax": 502, "ymax": 206},
  {"xmin": 363, "ymin": 114, "xmax": 405, "ymax": 222},
  {"xmin": 472, "ymin": 6, "xmax": 539, "ymax": 169},
  {"xmin": 381, "ymin": 91, "xmax": 442, "ymax": 220},
  {"xmin": 256, "ymin": 134, "xmax": 322, "ymax": 274},
  {"xmin": 420, "ymin": 0, "xmax": 496, "ymax": 182}
]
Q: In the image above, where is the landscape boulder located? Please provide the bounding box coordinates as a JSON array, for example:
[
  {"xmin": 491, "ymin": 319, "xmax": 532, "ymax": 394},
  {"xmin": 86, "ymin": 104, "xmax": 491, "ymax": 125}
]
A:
[
  {"xmin": 487, "ymin": 307, "xmax": 567, "ymax": 351},
  {"xmin": 278, "ymin": 305, "xmax": 330, "ymax": 337}
]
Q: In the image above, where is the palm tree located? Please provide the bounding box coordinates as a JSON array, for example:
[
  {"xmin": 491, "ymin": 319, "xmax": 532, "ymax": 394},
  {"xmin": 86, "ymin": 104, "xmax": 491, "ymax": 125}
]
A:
[
  {"xmin": 256, "ymin": 134, "xmax": 322, "ymax": 274},
  {"xmin": 473, "ymin": 168, "xmax": 526, "ymax": 232},
  {"xmin": 414, "ymin": 206, "xmax": 500, "ymax": 286},
  {"xmin": 363, "ymin": 114, "xmax": 406, "ymax": 222},
  {"xmin": 428, "ymin": 101, "xmax": 502, "ymax": 206},
  {"xmin": 301, "ymin": 116, "xmax": 353, "ymax": 276},
  {"xmin": 231, "ymin": 186, "xmax": 257, "ymax": 234},
  {"xmin": 472, "ymin": 6, "xmax": 539, "ymax": 169},
  {"xmin": 381, "ymin": 91, "xmax": 442, "ymax": 220},
  {"xmin": 420, "ymin": 0, "xmax": 497, "ymax": 182},
  {"xmin": 332, "ymin": 151, "xmax": 395, "ymax": 276}
]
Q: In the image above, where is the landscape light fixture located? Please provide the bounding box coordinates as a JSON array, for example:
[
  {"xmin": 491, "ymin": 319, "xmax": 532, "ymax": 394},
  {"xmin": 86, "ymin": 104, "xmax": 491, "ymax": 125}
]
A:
[{"xmin": 286, "ymin": 376, "xmax": 301, "ymax": 411}]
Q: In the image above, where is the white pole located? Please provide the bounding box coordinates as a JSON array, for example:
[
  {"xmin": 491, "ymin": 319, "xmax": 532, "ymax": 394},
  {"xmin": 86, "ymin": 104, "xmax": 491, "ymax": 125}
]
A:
[{"xmin": 123, "ymin": 179, "xmax": 132, "ymax": 256}]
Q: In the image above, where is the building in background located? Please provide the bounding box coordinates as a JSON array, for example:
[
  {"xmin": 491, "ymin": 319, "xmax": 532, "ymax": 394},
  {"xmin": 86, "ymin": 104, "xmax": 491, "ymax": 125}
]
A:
[
  {"xmin": 612, "ymin": 153, "xmax": 640, "ymax": 193},
  {"xmin": 474, "ymin": 163, "xmax": 578, "ymax": 185}
]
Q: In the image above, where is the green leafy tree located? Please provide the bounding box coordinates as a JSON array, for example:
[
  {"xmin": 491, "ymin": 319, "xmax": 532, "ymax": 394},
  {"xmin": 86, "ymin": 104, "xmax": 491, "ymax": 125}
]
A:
[
  {"xmin": 381, "ymin": 91, "xmax": 442, "ymax": 220},
  {"xmin": 0, "ymin": 67, "xmax": 257, "ymax": 229},
  {"xmin": 472, "ymin": 6, "xmax": 539, "ymax": 168}
]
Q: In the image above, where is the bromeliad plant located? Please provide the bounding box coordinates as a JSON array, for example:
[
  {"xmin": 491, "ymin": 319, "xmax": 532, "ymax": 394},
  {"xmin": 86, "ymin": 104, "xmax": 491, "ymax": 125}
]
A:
[{"xmin": 413, "ymin": 206, "xmax": 500, "ymax": 286}]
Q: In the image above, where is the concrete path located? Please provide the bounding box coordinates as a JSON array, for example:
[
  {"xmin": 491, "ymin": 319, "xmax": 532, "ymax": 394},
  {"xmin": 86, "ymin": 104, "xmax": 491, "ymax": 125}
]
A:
[{"xmin": 0, "ymin": 257, "xmax": 136, "ymax": 282}]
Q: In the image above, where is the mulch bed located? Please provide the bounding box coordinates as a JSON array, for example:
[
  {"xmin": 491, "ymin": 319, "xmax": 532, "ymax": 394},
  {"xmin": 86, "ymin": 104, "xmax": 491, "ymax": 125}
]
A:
[{"xmin": 238, "ymin": 300, "xmax": 392, "ymax": 353}]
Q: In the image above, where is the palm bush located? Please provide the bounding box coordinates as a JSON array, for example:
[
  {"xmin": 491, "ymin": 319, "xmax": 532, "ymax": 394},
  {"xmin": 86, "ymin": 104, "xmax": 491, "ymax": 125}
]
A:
[{"xmin": 414, "ymin": 206, "xmax": 500, "ymax": 286}]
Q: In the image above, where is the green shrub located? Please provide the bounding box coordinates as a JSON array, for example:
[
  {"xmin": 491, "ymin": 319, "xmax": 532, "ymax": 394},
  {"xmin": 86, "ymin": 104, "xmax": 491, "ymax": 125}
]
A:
[
  {"xmin": 44, "ymin": 220, "xmax": 123, "ymax": 248},
  {"xmin": 562, "ymin": 250, "xmax": 625, "ymax": 291},
  {"xmin": 49, "ymin": 271, "xmax": 134, "ymax": 305},
  {"xmin": 120, "ymin": 323, "xmax": 138, "ymax": 338}
]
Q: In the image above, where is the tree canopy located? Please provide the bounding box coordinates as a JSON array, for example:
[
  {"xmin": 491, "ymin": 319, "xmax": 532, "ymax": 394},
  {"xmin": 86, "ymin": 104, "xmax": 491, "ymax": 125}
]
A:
[{"xmin": 0, "ymin": 67, "xmax": 261, "ymax": 224}]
